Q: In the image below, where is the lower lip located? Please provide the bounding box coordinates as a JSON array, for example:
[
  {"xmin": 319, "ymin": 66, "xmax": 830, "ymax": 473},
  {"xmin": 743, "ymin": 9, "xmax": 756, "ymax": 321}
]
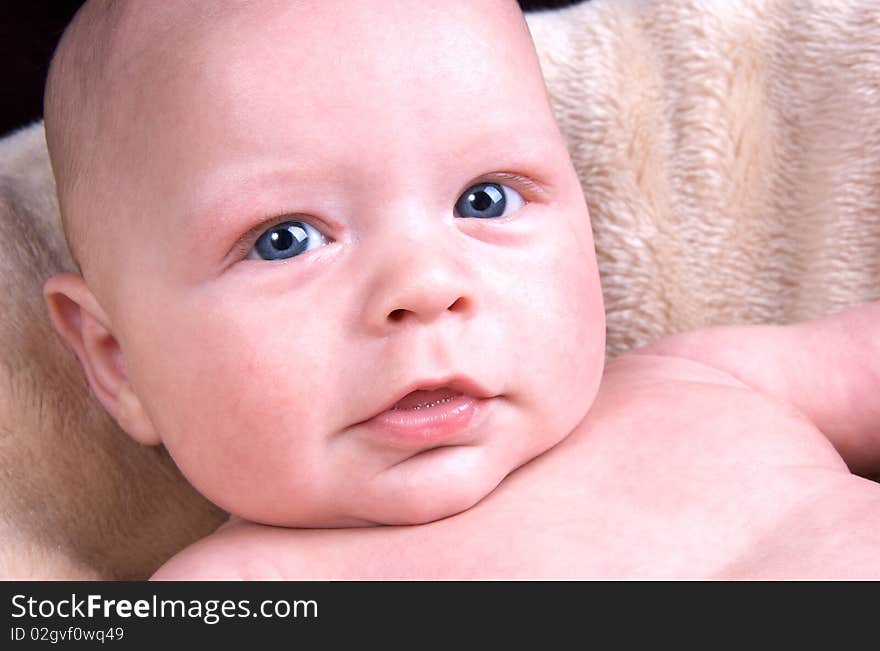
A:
[{"xmin": 361, "ymin": 394, "xmax": 490, "ymax": 448}]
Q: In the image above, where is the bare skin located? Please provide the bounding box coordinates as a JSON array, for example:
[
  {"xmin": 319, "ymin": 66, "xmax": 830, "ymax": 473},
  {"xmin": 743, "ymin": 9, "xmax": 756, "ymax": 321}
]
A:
[{"xmin": 154, "ymin": 309, "xmax": 880, "ymax": 580}]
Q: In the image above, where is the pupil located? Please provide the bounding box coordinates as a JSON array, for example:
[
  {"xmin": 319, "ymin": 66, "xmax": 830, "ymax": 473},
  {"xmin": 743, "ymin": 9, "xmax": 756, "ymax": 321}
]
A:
[
  {"xmin": 271, "ymin": 229, "xmax": 294, "ymax": 250},
  {"xmin": 470, "ymin": 191, "xmax": 492, "ymax": 211}
]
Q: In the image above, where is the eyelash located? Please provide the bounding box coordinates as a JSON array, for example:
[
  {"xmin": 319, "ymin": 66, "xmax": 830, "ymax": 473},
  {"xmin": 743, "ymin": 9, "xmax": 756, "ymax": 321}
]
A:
[
  {"xmin": 476, "ymin": 172, "xmax": 544, "ymax": 201},
  {"xmin": 229, "ymin": 172, "xmax": 544, "ymax": 261}
]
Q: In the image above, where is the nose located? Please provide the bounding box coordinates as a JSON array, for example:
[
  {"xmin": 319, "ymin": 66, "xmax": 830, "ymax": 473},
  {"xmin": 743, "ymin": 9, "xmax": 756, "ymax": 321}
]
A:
[{"xmin": 361, "ymin": 235, "xmax": 475, "ymax": 334}]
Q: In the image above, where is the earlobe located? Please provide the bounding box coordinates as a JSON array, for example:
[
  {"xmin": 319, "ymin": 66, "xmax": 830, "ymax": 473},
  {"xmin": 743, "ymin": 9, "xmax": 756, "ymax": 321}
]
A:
[
  {"xmin": 43, "ymin": 273, "xmax": 161, "ymax": 446},
  {"xmin": 115, "ymin": 384, "xmax": 162, "ymax": 446}
]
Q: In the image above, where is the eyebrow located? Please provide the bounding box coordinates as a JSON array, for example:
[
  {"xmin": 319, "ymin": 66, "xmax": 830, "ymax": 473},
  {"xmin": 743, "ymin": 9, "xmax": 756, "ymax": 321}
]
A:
[
  {"xmin": 445, "ymin": 123, "xmax": 567, "ymax": 189},
  {"xmin": 180, "ymin": 164, "xmax": 328, "ymax": 263},
  {"xmin": 448, "ymin": 121, "xmax": 562, "ymax": 160}
]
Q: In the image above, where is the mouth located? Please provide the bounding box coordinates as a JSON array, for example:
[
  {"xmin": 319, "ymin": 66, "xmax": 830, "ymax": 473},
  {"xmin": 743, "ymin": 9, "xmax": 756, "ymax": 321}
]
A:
[
  {"xmin": 389, "ymin": 386, "xmax": 470, "ymax": 411},
  {"xmin": 358, "ymin": 376, "xmax": 495, "ymax": 448}
]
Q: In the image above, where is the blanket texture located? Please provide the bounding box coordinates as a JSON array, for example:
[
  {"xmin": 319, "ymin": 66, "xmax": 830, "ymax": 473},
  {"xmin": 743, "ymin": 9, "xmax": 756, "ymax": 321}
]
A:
[
  {"xmin": 1, "ymin": 0, "xmax": 878, "ymax": 578},
  {"xmin": 528, "ymin": 0, "xmax": 880, "ymax": 355}
]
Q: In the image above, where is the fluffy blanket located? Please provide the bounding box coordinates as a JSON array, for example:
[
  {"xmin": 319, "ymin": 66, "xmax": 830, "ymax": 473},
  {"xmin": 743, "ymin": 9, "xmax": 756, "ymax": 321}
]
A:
[
  {"xmin": 528, "ymin": 0, "xmax": 880, "ymax": 354},
  {"xmin": 1, "ymin": 0, "xmax": 878, "ymax": 578}
]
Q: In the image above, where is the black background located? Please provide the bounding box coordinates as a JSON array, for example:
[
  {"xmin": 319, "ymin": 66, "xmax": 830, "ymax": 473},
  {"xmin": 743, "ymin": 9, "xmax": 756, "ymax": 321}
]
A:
[{"xmin": 0, "ymin": 1, "xmax": 583, "ymax": 138}]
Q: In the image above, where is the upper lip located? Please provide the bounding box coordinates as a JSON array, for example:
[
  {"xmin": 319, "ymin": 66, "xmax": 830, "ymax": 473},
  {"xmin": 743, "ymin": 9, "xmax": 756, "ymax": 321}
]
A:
[{"xmin": 360, "ymin": 375, "xmax": 495, "ymax": 423}]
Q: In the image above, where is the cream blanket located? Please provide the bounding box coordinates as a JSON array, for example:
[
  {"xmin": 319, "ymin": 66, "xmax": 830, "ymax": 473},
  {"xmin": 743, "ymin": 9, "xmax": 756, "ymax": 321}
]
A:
[
  {"xmin": 1, "ymin": 0, "xmax": 878, "ymax": 578},
  {"xmin": 529, "ymin": 0, "xmax": 880, "ymax": 354}
]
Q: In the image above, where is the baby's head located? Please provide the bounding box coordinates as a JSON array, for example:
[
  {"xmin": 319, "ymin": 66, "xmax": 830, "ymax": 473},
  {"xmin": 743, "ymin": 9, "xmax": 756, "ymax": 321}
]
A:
[{"xmin": 43, "ymin": 0, "xmax": 605, "ymax": 527}]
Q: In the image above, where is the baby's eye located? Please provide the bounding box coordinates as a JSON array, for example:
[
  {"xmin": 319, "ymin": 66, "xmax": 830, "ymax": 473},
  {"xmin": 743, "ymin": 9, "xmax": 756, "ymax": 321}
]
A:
[
  {"xmin": 454, "ymin": 182, "xmax": 525, "ymax": 219},
  {"xmin": 248, "ymin": 220, "xmax": 328, "ymax": 261}
]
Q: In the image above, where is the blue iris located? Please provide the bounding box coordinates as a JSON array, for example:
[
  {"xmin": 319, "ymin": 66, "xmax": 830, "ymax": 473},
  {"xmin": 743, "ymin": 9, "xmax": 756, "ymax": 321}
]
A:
[
  {"xmin": 252, "ymin": 221, "xmax": 322, "ymax": 261},
  {"xmin": 455, "ymin": 182, "xmax": 509, "ymax": 218}
]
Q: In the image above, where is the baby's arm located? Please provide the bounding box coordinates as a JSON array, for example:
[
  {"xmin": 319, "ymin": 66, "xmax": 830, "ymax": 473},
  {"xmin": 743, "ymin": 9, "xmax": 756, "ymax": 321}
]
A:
[
  {"xmin": 150, "ymin": 520, "xmax": 284, "ymax": 581},
  {"xmin": 633, "ymin": 301, "xmax": 880, "ymax": 475},
  {"xmin": 151, "ymin": 518, "xmax": 340, "ymax": 580}
]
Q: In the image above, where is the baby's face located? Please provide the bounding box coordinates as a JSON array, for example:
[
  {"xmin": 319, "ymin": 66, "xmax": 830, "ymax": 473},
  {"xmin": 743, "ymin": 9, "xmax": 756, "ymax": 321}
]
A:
[{"xmin": 95, "ymin": 0, "xmax": 604, "ymax": 526}]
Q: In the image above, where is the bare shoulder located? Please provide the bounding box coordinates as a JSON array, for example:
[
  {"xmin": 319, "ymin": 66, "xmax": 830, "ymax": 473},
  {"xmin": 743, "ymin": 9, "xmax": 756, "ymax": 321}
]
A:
[
  {"xmin": 603, "ymin": 347, "xmax": 755, "ymax": 391},
  {"xmin": 622, "ymin": 310, "xmax": 880, "ymax": 475},
  {"xmin": 592, "ymin": 353, "xmax": 880, "ymax": 579},
  {"xmin": 594, "ymin": 351, "xmax": 847, "ymax": 473},
  {"xmin": 720, "ymin": 473, "xmax": 880, "ymax": 579}
]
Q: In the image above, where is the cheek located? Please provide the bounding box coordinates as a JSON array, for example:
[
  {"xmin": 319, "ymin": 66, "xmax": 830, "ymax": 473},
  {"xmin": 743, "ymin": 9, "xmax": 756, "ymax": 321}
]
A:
[
  {"xmin": 499, "ymin": 209, "xmax": 604, "ymax": 431},
  {"xmin": 123, "ymin": 296, "xmax": 338, "ymax": 510}
]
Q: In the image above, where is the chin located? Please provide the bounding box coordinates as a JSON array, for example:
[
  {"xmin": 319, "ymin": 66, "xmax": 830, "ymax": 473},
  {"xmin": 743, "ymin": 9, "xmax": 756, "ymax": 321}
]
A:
[
  {"xmin": 362, "ymin": 432, "xmax": 560, "ymax": 526},
  {"xmin": 371, "ymin": 490, "xmax": 489, "ymax": 526},
  {"xmin": 368, "ymin": 464, "xmax": 512, "ymax": 527}
]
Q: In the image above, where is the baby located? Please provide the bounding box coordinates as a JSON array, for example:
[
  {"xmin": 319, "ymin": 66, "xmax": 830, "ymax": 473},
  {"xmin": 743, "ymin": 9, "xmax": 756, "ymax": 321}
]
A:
[{"xmin": 42, "ymin": 0, "xmax": 879, "ymax": 579}]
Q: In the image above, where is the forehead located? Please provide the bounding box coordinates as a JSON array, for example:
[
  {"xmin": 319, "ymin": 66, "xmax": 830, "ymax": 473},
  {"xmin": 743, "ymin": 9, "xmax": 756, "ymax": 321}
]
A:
[{"xmin": 112, "ymin": 0, "xmax": 553, "ymax": 157}]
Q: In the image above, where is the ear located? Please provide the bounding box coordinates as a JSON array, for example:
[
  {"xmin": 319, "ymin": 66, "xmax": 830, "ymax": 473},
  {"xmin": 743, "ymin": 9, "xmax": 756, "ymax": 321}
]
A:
[{"xmin": 43, "ymin": 273, "xmax": 161, "ymax": 446}]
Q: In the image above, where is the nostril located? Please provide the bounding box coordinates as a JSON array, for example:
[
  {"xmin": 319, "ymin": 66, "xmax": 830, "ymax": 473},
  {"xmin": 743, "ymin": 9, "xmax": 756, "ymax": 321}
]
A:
[
  {"xmin": 448, "ymin": 296, "xmax": 468, "ymax": 312},
  {"xmin": 386, "ymin": 297, "xmax": 469, "ymax": 324}
]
